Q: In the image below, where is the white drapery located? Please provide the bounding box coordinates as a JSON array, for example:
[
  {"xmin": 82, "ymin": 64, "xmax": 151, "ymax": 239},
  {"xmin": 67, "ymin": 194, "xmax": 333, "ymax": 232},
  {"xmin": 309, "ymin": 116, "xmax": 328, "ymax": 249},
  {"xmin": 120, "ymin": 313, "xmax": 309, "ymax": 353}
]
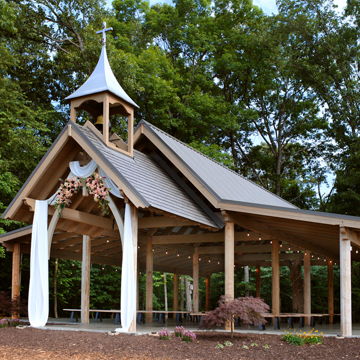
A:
[
  {"xmin": 28, "ymin": 159, "xmax": 134, "ymax": 331},
  {"xmin": 28, "ymin": 200, "xmax": 49, "ymax": 327},
  {"xmin": 115, "ymin": 203, "xmax": 136, "ymax": 332}
]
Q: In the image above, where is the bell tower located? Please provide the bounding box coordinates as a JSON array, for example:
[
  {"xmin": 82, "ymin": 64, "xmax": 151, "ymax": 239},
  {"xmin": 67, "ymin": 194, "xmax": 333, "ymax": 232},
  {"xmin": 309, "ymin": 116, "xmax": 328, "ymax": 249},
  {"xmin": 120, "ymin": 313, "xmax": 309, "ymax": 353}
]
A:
[{"xmin": 65, "ymin": 22, "xmax": 138, "ymax": 157}]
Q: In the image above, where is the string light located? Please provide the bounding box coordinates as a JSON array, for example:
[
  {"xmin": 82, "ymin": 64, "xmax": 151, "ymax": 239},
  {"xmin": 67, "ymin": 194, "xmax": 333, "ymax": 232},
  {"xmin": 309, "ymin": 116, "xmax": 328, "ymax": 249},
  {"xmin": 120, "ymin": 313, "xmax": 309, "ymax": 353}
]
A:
[
  {"xmin": 106, "ymin": 240, "xmax": 110, "ymax": 243},
  {"xmin": 208, "ymin": 259, "xmax": 211, "ymax": 263},
  {"xmin": 176, "ymin": 253, "xmax": 180, "ymax": 257},
  {"xmin": 188, "ymin": 256, "xmax": 191, "ymax": 259},
  {"xmin": 270, "ymin": 241, "xmax": 272, "ymax": 244},
  {"xmin": 247, "ymin": 233, "xmax": 250, "ymax": 237},
  {"xmin": 217, "ymin": 261, "xmax": 220, "ymax": 265},
  {"xmin": 165, "ymin": 250, "xmax": 168, "ymax": 255},
  {"xmin": 152, "ymin": 249, "xmax": 155, "ymax": 252},
  {"xmin": 259, "ymin": 237, "xmax": 262, "ymax": 240},
  {"xmin": 280, "ymin": 244, "xmax": 283, "ymax": 248},
  {"xmin": 199, "ymin": 257, "xmax": 202, "ymax": 261},
  {"xmin": 356, "ymin": 250, "xmax": 359, "ymax": 254}
]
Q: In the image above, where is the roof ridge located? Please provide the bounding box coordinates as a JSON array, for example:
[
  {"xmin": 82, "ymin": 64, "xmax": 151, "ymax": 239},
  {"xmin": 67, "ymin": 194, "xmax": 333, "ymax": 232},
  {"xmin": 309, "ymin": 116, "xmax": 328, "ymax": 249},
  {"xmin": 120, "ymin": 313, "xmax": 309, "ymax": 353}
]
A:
[{"xmin": 141, "ymin": 120, "xmax": 298, "ymax": 210}]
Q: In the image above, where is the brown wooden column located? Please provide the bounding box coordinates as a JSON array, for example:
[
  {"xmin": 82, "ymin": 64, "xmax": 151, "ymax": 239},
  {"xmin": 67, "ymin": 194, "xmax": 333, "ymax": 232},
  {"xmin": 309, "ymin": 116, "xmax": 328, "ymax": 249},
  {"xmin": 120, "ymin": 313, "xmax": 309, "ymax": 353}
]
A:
[
  {"xmin": 173, "ymin": 274, "xmax": 179, "ymax": 312},
  {"xmin": 192, "ymin": 247, "xmax": 199, "ymax": 312},
  {"xmin": 81, "ymin": 235, "xmax": 91, "ymax": 324},
  {"xmin": 340, "ymin": 227, "xmax": 352, "ymax": 337},
  {"xmin": 11, "ymin": 243, "xmax": 21, "ymax": 318},
  {"xmin": 205, "ymin": 276, "xmax": 211, "ymax": 311},
  {"xmin": 145, "ymin": 237, "xmax": 153, "ymax": 324},
  {"xmin": 256, "ymin": 266, "xmax": 261, "ymax": 298},
  {"xmin": 272, "ymin": 240, "xmax": 280, "ymax": 316},
  {"xmin": 327, "ymin": 259, "xmax": 334, "ymax": 325},
  {"xmin": 224, "ymin": 221, "xmax": 234, "ymax": 331},
  {"xmin": 303, "ymin": 251, "xmax": 311, "ymax": 326},
  {"xmin": 129, "ymin": 204, "xmax": 138, "ymax": 333}
]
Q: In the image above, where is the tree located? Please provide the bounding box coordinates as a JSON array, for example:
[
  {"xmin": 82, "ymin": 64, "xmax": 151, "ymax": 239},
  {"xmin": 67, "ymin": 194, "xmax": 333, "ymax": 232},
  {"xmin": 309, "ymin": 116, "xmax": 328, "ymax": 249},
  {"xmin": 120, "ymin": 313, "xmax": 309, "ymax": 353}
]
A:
[{"xmin": 201, "ymin": 295, "xmax": 269, "ymax": 337}]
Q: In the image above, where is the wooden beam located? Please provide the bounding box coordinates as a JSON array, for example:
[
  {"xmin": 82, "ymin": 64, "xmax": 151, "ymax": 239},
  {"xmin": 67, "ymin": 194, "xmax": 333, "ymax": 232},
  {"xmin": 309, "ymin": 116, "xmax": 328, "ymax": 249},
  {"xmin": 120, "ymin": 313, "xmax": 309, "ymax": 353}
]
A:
[
  {"xmin": 139, "ymin": 216, "xmax": 194, "ymax": 229},
  {"xmin": 81, "ymin": 235, "xmax": 91, "ymax": 325},
  {"xmin": 272, "ymin": 239, "xmax": 280, "ymax": 316},
  {"xmin": 303, "ymin": 251, "xmax": 311, "ymax": 326},
  {"xmin": 198, "ymin": 244, "xmax": 272, "ymax": 255},
  {"xmin": 11, "ymin": 243, "xmax": 21, "ymax": 318},
  {"xmin": 230, "ymin": 213, "xmax": 336, "ymax": 258},
  {"xmin": 340, "ymin": 227, "xmax": 352, "ymax": 337},
  {"xmin": 145, "ymin": 237, "xmax": 153, "ymax": 324},
  {"xmin": 328, "ymin": 259, "xmax": 334, "ymax": 325},
  {"xmin": 222, "ymin": 202, "xmax": 360, "ymax": 228},
  {"xmin": 173, "ymin": 274, "xmax": 179, "ymax": 312},
  {"xmin": 152, "ymin": 231, "xmax": 272, "ymax": 245},
  {"xmin": 192, "ymin": 247, "xmax": 199, "ymax": 312}
]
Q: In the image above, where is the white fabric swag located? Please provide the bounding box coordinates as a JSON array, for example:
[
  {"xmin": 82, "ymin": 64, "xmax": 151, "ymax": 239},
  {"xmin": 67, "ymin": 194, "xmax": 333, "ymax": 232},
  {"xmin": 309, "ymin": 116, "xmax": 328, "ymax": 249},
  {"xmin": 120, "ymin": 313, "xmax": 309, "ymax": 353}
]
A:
[
  {"xmin": 28, "ymin": 200, "xmax": 49, "ymax": 327},
  {"xmin": 29, "ymin": 160, "xmax": 134, "ymax": 331},
  {"xmin": 115, "ymin": 203, "xmax": 136, "ymax": 332}
]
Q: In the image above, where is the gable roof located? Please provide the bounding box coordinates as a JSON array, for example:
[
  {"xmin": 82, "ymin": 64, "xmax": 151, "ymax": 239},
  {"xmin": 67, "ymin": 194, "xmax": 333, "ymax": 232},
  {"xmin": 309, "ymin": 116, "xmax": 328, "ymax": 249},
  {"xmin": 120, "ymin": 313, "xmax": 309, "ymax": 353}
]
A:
[
  {"xmin": 2, "ymin": 122, "xmax": 219, "ymax": 229},
  {"xmin": 65, "ymin": 46, "xmax": 138, "ymax": 108},
  {"xmin": 73, "ymin": 124, "xmax": 219, "ymax": 228},
  {"xmin": 137, "ymin": 121, "xmax": 297, "ymax": 210}
]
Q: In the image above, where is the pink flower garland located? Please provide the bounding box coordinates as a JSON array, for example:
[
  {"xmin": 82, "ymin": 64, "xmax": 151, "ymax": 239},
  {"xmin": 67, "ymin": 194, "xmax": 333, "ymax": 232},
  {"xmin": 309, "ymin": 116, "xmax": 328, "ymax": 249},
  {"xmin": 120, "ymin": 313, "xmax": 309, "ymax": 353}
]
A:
[{"xmin": 54, "ymin": 173, "xmax": 109, "ymax": 213}]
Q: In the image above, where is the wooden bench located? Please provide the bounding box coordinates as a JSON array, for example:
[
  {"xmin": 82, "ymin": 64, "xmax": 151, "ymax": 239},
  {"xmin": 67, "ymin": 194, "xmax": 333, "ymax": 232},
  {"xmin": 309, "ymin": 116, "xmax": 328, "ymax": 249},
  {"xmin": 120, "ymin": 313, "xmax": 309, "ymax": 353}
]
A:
[
  {"xmin": 190, "ymin": 312, "xmax": 336, "ymax": 330},
  {"xmin": 63, "ymin": 309, "xmax": 191, "ymax": 325}
]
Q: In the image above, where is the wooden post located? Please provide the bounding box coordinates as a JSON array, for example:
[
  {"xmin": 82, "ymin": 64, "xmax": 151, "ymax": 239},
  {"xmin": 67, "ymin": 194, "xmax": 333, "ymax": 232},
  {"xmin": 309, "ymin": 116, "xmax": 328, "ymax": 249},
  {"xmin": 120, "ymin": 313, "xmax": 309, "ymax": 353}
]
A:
[
  {"xmin": 303, "ymin": 251, "xmax": 311, "ymax": 326},
  {"xmin": 145, "ymin": 237, "xmax": 153, "ymax": 324},
  {"xmin": 103, "ymin": 95, "xmax": 110, "ymax": 144},
  {"xmin": 255, "ymin": 266, "xmax": 261, "ymax": 298},
  {"xmin": 272, "ymin": 239, "xmax": 280, "ymax": 317},
  {"xmin": 205, "ymin": 276, "xmax": 211, "ymax": 311},
  {"xmin": 340, "ymin": 227, "xmax": 352, "ymax": 337},
  {"xmin": 192, "ymin": 247, "xmax": 199, "ymax": 312},
  {"xmin": 173, "ymin": 274, "xmax": 179, "ymax": 312},
  {"xmin": 128, "ymin": 110, "xmax": 134, "ymax": 157},
  {"xmin": 129, "ymin": 204, "xmax": 138, "ymax": 333},
  {"xmin": 224, "ymin": 221, "xmax": 234, "ymax": 330},
  {"xmin": 70, "ymin": 104, "xmax": 76, "ymax": 122},
  {"xmin": 81, "ymin": 235, "xmax": 91, "ymax": 325},
  {"xmin": 327, "ymin": 259, "xmax": 334, "ymax": 325},
  {"xmin": 11, "ymin": 243, "xmax": 21, "ymax": 318}
]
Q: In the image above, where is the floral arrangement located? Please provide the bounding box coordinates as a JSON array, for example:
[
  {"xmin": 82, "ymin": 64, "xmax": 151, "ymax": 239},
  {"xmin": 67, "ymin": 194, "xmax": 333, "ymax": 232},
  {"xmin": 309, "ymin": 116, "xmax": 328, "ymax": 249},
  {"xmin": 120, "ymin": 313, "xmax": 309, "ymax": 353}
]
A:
[
  {"xmin": 181, "ymin": 330, "xmax": 196, "ymax": 343},
  {"xmin": 54, "ymin": 173, "xmax": 109, "ymax": 213},
  {"xmin": 174, "ymin": 326, "xmax": 185, "ymax": 337},
  {"xmin": 158, "ymin": 329, "xmax": 171, "ymax": 340}
]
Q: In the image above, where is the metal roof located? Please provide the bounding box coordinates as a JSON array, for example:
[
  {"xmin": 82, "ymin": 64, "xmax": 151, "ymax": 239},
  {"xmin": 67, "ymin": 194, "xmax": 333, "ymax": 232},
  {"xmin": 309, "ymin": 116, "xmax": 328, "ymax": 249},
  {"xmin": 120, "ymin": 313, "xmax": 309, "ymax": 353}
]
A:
[
  {"xmin": 65, "ymin": 46, "xmax": 138, "ymax": 108},
  {"xmin": 141, "ymin": 121, "xmax": 297, "ymax": 210},
  {"xmin": 74, "ymin": 124, "xmax": 218, "ymax": 228}
]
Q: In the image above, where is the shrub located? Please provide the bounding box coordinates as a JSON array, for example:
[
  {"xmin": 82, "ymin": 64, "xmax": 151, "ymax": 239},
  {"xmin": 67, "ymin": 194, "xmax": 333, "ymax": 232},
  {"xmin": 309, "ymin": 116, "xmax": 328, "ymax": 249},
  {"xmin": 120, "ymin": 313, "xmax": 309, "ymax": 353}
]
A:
[
  {"xmin": 201, "ymin": 295, "xmax": 270, "ymax": 337},
  {"xmin": 282, "ymin": 330, "xmax": 323, "ymax": 346},
  {"xmin": 0, "ymin": 291, "xmax": 27, "ymax": 317},
  {"xmin": 0, "ymin": 318, "xmax": 21, "ymax": 328},
  {"xmin": 158, "ymin": 329, "xmax": 171, "ymax": 340},
  {"xmin": 181, "ymin": 330, "xmax": 196, "ymax": 342}
]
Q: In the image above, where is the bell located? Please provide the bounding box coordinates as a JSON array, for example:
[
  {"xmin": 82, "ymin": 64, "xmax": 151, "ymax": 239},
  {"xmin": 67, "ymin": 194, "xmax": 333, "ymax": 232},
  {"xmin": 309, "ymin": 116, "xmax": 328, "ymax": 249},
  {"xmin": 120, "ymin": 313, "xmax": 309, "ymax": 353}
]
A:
[
  {"xmin": 94, "ymin": 115, "xmax": 103, "ymax": 131},
  {"xmin": 95, "ymin": 115, "xmax": 104, "ymax": 125}
]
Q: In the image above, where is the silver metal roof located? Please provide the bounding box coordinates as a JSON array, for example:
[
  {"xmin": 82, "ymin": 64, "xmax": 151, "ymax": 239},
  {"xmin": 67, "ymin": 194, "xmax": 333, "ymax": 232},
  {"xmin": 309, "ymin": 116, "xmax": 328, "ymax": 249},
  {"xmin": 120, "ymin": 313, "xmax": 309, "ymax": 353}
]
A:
[
  {"xmin": 65, "ymin": 46, "xmax": 138, "ymax": 108},
  {"xmin": 141, "ymin": 121, "xmax": 297, "ymax": 210},
  {"xmin": 73, "ymin": 124, "xmax": 218, "ymax": 228}
]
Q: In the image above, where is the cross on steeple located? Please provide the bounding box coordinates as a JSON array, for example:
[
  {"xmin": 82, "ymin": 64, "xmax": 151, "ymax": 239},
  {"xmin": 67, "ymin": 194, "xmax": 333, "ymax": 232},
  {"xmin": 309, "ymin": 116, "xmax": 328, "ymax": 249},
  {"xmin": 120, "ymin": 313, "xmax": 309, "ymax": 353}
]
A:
[{"xmin": 96, "ymin": 22, "xmax": 113, "ymax": 46}]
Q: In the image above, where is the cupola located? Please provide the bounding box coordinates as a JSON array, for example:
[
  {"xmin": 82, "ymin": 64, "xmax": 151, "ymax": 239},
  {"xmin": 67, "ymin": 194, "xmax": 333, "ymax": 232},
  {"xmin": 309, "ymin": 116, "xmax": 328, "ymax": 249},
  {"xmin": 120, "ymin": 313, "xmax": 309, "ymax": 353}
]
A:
[{"xmin": 65, "ymin": 22, "xmax": 138, "ymax": 156}]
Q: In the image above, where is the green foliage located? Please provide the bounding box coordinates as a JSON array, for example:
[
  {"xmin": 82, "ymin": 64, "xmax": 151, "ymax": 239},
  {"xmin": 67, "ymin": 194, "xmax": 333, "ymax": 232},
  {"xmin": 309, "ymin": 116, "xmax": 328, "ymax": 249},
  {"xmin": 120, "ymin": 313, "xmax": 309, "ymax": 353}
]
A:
[{"xmin": 282, "ymin": 329, "xmax": 323, "ymax": 346}]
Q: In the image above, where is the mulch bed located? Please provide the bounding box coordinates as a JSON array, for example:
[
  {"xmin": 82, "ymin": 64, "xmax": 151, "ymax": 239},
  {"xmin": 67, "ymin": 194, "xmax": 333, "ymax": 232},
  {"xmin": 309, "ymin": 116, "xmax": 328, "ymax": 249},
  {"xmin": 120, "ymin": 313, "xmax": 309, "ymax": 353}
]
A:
[{"xmin": 1, "ymin": 327, "xmax": 360, "ymax": 360}]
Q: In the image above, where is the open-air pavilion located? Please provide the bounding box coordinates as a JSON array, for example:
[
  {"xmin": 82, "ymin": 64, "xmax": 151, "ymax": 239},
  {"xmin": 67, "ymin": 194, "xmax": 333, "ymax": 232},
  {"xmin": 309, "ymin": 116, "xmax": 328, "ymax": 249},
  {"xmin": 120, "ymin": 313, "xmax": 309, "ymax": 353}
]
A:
[{"xmin": 1, "ymin": 24, "xmax": 360, "ymax": 337}]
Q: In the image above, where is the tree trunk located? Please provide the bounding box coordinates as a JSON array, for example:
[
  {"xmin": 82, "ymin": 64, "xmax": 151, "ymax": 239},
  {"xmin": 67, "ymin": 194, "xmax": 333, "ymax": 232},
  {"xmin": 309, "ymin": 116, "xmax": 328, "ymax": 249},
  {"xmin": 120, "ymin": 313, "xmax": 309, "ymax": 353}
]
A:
[
  {"xmin": 53, "ymin": 258, "xmax": 58, "ymax": 318},
  {"xmin": 244, "ymin": 265, "xmax": 249, "ymax": 296},
  {"xmin": 185, "ymin": 278, "xmax": 192, "ymax": 312},
  {"xmin": 180, "ymin": 276, "xmax": 185, "ymax": 311},
  {"xmin": 290, "ymin": 260, "xmax": 303, "ymax": 313}
]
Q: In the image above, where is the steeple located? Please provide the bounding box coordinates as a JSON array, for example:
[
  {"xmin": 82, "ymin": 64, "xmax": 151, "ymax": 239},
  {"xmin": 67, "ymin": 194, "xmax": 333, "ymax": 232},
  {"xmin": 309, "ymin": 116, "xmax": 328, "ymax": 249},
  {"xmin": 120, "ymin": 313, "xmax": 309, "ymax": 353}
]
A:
[{"xmin": 66, "ymin": 22, "xmax": 138, "ymax": 156}]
